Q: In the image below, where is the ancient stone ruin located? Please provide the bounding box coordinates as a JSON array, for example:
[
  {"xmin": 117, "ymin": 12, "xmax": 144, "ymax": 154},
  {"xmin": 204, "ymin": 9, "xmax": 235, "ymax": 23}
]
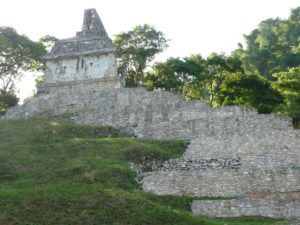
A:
[
  {"xmin": 1, "ymin": 9, "xmax": 300, "ymax": 221},
  {"xmin": 38, "ymin": 8, "xmax": 123, "ymax": 95}
]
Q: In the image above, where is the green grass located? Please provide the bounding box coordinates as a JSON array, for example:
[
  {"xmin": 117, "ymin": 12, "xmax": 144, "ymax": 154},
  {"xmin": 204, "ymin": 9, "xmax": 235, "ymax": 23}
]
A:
[{"xmin": 0, "ymin": 117, "xmax": 285, "ymax": 225}]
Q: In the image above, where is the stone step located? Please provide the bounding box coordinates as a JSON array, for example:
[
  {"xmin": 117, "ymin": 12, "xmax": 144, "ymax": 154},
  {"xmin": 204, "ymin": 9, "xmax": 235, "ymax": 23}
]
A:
[
  {"xmin": 191, "ymin": 192, "xmax": 300, "ymax": 219},
  {"xmin": 142, "ymin": 169, "xmax": 300, "ymax": 197}
]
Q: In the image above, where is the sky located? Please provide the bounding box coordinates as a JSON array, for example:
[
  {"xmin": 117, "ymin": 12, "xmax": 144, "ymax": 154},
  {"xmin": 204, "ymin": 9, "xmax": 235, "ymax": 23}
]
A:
[{"xmin": 1, "ymin": 0, "xmax": 300, "ymax": 101}]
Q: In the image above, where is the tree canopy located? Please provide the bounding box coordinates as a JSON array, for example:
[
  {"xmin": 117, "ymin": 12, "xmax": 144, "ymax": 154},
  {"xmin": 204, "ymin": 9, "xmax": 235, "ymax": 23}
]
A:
[
  {"xmin": 0, "ymin": 91, "xmax": 18, "ymax": 114},
  {"xmin": 113, "ymin": 24, "xmax": 168, "ymax": 87},
  {"xmin": 143, "ymin": 55, "xmax": 206, "ymax": 93},
  {"xmin": 240, "ymin": 8, "xmax": 300, "ymax": 80},
  {"xmin": 0, "ymin": 27, "xmax": 46, "ymax": 94},
  {"xmin": 0, "ymin": 27, "xmax": 47, "ymax": 112},
  {"xmin": 143, "ymin": 53, "xmax": 244, "ymax": 105},
  {"xmin": 219, "ymin": 73, "xmax": 283, "ymax": 113},
  {"xmin": 140, "ymin": 7, "xmax": 300, "ymax": 126},
  {"xmin": 273, "ymin": 67, "xmax": 300, "ymax": 126}
]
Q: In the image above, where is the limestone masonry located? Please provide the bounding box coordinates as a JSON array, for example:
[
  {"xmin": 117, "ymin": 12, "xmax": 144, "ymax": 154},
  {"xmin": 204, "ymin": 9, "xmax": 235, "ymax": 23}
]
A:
[
  {"xmin": 1, "ymin": 9, "xmax": 300, "ymax": 221},
  {"xmin": 38, "ymin": 8, "xmax": 123, "ymax": 95}
]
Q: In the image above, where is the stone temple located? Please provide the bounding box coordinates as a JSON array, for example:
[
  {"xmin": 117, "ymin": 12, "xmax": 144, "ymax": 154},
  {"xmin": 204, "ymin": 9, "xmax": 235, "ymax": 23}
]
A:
[
  {"xmin": 1, "ymin": 9, "xmax": 300, "ymax": 221},
  {"xmin": 38, "ymin": 8, "xmax": 123, "ymax": 95}
]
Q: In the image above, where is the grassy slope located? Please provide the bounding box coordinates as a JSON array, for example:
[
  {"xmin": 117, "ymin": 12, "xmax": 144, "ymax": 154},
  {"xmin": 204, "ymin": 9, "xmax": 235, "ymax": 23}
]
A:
[{"xmin": 0, "ymin": 118, "xmax": 285, "ymax": 225}]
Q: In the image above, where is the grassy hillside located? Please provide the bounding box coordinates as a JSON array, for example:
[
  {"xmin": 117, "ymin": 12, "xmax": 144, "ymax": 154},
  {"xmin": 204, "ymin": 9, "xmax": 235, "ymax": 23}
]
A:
[{"xmin": 0, "ymin": 118, "xmax": 286, "ymax": 225}]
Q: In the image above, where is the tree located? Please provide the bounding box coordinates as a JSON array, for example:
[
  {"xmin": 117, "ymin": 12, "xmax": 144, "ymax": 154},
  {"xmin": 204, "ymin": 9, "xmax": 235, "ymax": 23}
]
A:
[
  {"xmin": 143, "ymin": 55, "xmax": 208, "ymax": 100},
  {"xmin": 143, "ymin": 57, "xmax": 186, "ymax": 92},
  {"xmin": 219, "ymin": 73, "xmax": 283, "ymax": 113},
  {"xmin": 206, "ymin": 53, "xmax": 244, "ymax": 106},
  {"xmin": 0, "ymin": 27, "xmax": 47, "ymax": 94},
  {"xmin": 143, "ymin": 53, "xmax": 244, "ymax": 104},
  {"xmin": 240, "ymin": 7, "xmax": 300, "ymax": 80},
  {"xmin": 113, "ymin": 24, "xmax": 168, "ymax": 87},
  {"xmin": 273, "ymin": 67, "xmax": 300, "ymax": 126},
  {"xmin": 38, "ymin": 35, "xmax": 58, "ymax": 52},
  {"xmin": 0, "ymin": 91, "xmax": 18, "ymax": 113},
  {"xmin": 143, "ymin": 55, "xmax": 205, "ymax": 90},
  {"xmin": 180, "ymin": 55, "xmax": 208, "ymax": 100}
]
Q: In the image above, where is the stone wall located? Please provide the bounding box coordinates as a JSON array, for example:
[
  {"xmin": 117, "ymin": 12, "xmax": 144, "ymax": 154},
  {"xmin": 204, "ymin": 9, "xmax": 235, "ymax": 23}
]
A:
[
  {"xmin": 37, "ymin": 78, "xmax": 121, "ymax": 94},
  {"xmin": 43, "ymin": 53, "xmax": 117, "ymax": 85},
  {"xmin": 140, "ymin": 126, "xmax": 300, "ymax": 197},
  {"xmin": 183, "ymin": 133, "xmax": 299, "ymax": 170},
  {"xmin": 3, "ymin": 87, "xmax": 297, "ymax": 139},
  {"xmin": 142, "ymin": 169, "xmax": 300, "ymax": 197},
  {"xmin": 191, "ymin": 192, "xmax": 300, "ymax": 219}
]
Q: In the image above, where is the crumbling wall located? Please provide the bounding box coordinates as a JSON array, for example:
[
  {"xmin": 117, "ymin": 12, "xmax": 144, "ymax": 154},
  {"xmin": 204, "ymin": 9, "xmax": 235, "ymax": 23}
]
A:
[
  {"xmin": 142, "ymin": 169, "xmax": 300, "ymax": 196},
  {"xmin": 3, "ymin": 87, "xmax": 296, "ymax": 139}
]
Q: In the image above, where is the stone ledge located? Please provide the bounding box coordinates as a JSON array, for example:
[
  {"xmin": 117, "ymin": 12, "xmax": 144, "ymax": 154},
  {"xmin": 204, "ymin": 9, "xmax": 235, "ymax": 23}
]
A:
[
  {"xmin": 142, "ymin": 169, "xmax": 300, "ymax": 196},
  {"xmin": 37, "ymin": 77, "xmax": 121, "ymax": 88},
  {"xmin": 191, "ymin": 192, "xmax": 300, "ymax": 219}
]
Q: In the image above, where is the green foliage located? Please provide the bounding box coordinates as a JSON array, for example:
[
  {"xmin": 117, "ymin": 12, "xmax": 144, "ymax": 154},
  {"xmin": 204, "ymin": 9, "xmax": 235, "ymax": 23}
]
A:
[
  {"xmin": 273, "ymin": 67, "xmax": 300, "ymax": 126},
  {"xmin": 138, "ymin": 7, "xmax": 300, "ymax": 117},
  {"xmin": 38, "ymin": 35, "xmax": 58, "ymax": 52},
  {"xmin": 0, "ymin": 27, "xmax": 47, "ymax": 93},
  {"xmin": 0, "ymin": 118, "xmax": 283, "ymax": 224},
  {"xmin": 206, "ymin": 53, "xmax": 244, "ymax": 106},
  {"xmin": 143, "ymin": 55, "xmax": 206, "ymax": 94},
  {"xmin": 143, "ymin": 58, "xmax": 185, "ymax": 92},
  {"xmin": 0, "ymin": 91, "xmax": 18, "ymax": 113},
  {"xmin": 144, "ymin": 53, "xmax": 244, "ymax": 106},
  {"xmin": 219, "ymin": 73, "xmax": 283, "ymax": 113},
  {"xmin": 241, "ymin": 7, "xmax": 300, "ymax": 80},
  {"xmin": 113, "ymin": 24, "xmax": 168, "ymax": 87},
  {"xmin": 111, "ymin": 7, "xmax": 300, "ymax": 119}
]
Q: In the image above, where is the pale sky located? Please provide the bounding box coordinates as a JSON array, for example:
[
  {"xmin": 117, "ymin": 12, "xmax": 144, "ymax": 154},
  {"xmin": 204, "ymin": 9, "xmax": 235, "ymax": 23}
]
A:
[{"xmin": 1, "ymin": 0, "xmax": 300, "ymax": 101}]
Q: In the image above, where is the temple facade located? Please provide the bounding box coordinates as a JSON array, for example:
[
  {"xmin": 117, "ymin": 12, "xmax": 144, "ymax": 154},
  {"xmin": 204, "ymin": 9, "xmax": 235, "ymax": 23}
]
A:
[{"xmin": 38, "ymin": 8, "xmax": 123, "ymax": 94}]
